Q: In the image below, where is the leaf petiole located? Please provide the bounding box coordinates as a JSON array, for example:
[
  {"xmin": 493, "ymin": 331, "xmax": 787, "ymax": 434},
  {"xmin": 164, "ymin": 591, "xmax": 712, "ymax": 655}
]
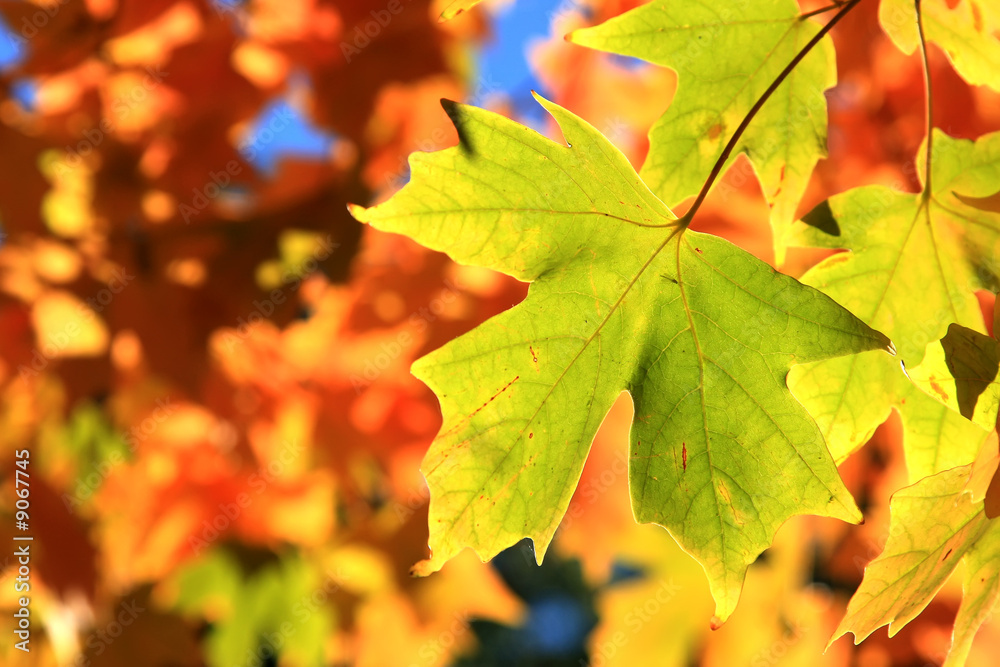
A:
[{"xmin": 916, "ymin": 0, "xmax": 935, "ymax": 202}]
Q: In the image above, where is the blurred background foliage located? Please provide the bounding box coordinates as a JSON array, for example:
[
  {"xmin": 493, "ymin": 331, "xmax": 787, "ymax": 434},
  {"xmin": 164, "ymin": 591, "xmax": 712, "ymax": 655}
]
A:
[{"xmin": 0, "ymin": 0, "xmax": 999, "ymax": 665}]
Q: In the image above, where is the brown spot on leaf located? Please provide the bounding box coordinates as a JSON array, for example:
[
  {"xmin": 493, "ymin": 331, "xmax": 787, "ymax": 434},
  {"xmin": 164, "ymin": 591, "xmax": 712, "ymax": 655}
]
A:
[
  {"xmin": 929, "ymin": 380, "xmax": 950, "ymax": 402},
  {"xmin": 822, "ymin": 252, "xmax": 851, "ymax": 267}
]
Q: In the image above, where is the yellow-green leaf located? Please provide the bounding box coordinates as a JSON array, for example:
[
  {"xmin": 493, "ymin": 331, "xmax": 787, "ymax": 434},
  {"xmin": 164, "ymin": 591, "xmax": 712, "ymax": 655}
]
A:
[
  {"xmin": 788, "ymin": 131, "xmax": 1000, "ymax": 480},
  {"xmin": 948, "ymin": 525, "xmax": 1000, "ymax": 666},
  {"xmin": 833, "ymin": 455, "xmax": 1000, "ymax": 666},
  {"xmin": 880, "ymin": 0, "xmax": 1000, "ymax": 91},
  {"xmin": 568, "ymin": 0, "xmax": 836, "ymax": 260},
  {"xmin": 350, "ymin": 95, "xmax": 891, "ymax": 622}
]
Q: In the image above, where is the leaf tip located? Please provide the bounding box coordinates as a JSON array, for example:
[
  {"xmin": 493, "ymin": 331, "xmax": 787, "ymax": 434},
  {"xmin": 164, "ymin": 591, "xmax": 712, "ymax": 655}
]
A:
[
  {"xmin": 564, "ymin": 26, "xmax": 591, "ymax": 47},
  {"xmin": 848, "ymin": 504, "xmax": 865, "ymax": 526},
  {"xmin": 824, "ymin": 630, "xmax": 848, "ymax": 652},
  {"xmin": 884, "ymin": 338, "xmax": 897, "ymax": 357},
  {"xmin": 439, "ymin": 97, "xmax": 461, "ymax": 119},
  {"xmin": 410, "ymin": 558, "xmax": 442, "ymax": 578},
  {"xmin": 346, "ymin": 203, "xmax": 369, "ymax": 223},
  {"xmin": 438, "ymin": 3, "xmax": 468, "ymax": 22},
  {"xmin": 830, "ymin": 619, "xmax": 874, "ymax": 649},
  {"xmin": 438, "ymin": 98, "xmax": 477, "ymax": 154},
  {"xmin": 707, "ymin": 593, "xmax": 740, "ymax": 630}
]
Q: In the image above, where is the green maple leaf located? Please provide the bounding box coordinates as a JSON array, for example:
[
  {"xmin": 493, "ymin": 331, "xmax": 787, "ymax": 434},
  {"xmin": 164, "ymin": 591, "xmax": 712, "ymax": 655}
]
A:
[
  {"xmin": 349, "ymin": 95, "xmax": 891, "ymax": 622},
  {"xmin": 837, "ymin": 294, "xmax": 1000, "ymax": 663},
  {"xmin": 787, "ymin": 131, "xmax": 1000, "ymax": 481},
  {"xmin": 880, "ymin": 0, "xmax": 1000, "ymax": 92},
  {"xmin": 833, "ymin": 457, "xmax": 1000, "ymax": 667},
  {"xmin": 950, "ymin": 524, "xmax": 1000, "ymax": 666},
  {"xmin": 568, "ymin": 0, "xmax": 836, "ymax": 260}
]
